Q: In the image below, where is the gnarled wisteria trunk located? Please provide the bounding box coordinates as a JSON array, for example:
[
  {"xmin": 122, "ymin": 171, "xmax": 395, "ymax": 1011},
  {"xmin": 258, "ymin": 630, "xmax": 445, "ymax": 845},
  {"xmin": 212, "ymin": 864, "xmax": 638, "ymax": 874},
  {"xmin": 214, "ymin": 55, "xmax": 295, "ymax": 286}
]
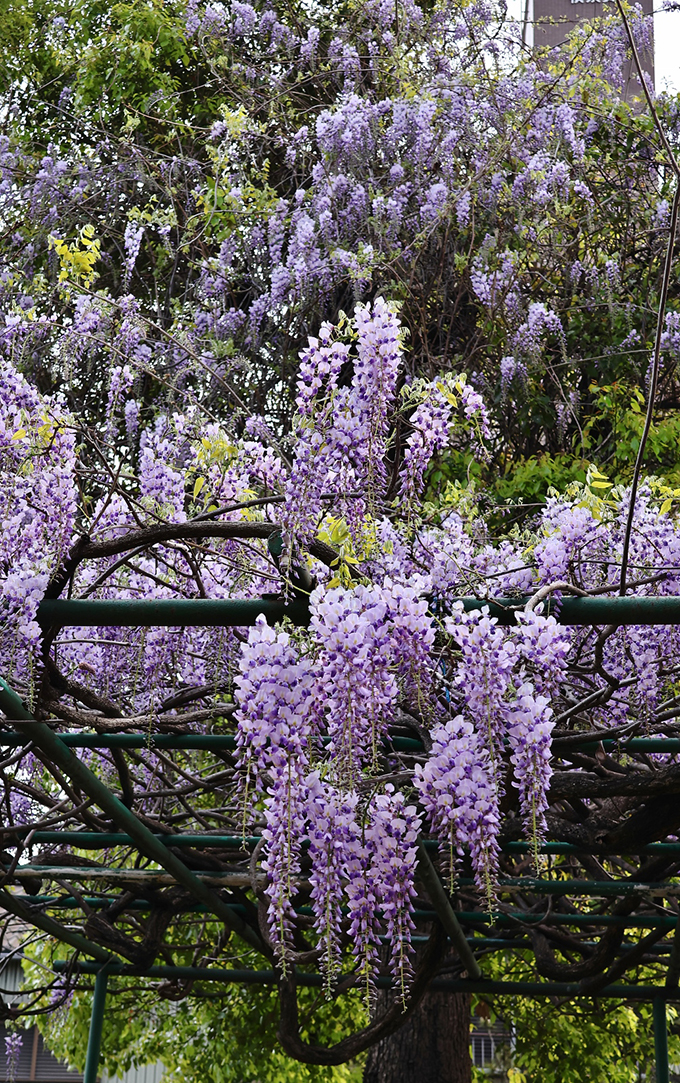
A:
[{"xmin": 363, "ymin": 991, "xmax": 472, "ymax": 1083}]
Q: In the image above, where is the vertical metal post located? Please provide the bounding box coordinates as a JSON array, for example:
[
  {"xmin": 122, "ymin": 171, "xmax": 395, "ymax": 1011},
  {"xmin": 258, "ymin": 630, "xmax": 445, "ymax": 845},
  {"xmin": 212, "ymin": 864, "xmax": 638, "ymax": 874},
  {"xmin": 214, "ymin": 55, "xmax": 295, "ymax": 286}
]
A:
[
  {"xmin": 83, "ymin": 969, "xmax": 108, "ymax": 1083},
  {"xmin": 654, "ymin": 996, "xmax": 670, "ymax": 1083}
]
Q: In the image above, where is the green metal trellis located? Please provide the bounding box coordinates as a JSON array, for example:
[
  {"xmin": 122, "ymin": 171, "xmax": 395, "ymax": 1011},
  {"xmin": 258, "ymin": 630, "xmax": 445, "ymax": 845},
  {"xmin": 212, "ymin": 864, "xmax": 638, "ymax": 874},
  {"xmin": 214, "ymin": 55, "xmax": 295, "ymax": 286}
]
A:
[{"xmin": 4, "ymin": 592, "xmax": 680, "ymax": 1080}]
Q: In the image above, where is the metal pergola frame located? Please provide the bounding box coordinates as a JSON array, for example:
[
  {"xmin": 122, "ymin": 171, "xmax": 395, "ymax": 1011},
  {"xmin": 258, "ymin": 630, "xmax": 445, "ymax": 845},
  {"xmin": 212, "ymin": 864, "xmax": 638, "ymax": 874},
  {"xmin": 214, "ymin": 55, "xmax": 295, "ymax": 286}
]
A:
[{"xmin": 3, "ymin": 594, "xmax": 680, "ymax": 1082}]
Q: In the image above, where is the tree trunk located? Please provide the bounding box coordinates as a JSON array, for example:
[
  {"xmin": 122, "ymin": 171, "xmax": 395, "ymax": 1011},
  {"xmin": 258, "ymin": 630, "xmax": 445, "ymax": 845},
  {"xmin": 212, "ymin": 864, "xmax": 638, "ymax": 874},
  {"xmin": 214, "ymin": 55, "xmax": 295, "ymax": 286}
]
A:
[{"xmin": 362, "ymin": 991, "xmax": 472, "ymax": 1083}]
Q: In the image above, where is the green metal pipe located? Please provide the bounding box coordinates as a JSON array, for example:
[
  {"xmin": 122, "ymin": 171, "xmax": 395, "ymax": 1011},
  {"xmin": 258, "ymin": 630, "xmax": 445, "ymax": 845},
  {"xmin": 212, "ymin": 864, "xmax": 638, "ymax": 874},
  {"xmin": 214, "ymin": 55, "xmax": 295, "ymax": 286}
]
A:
[
  {"xmin": 15, "ymin": 832, "xmax": 263, "ymax": 849},
  {"xmin": 83, "ymin": 969, "xmax": 108, "ymax": 1083},
  {"xmin": 48, "ymin": 960, "xmax": 680, "ymax": 1000},
  {"xmin": 37, "ymin": 597, "xmax": 311, "ymax": 628},
  {"xmin": 467, "ymin": 939, "xmax": 674, "ymax": 955},
  {"xmin": 0, "ymin": 733, "xmax": 238, "ymax": 750},
  {"xmin": 4, "ymin": 830, "xmax": 431, "ymax": 851},
  {"xmin": 14, "ymin": 832, "xmax": 680, "ymax": 857},
  {"xmin": 0, "ymin": 679, "xmax": 263, "ymax": 954},
  {"xmin": 34, "ymin": 595, "xmax": 680, "ymax": 630},
  {"xmin": 655, "ymin": 996, "xmax": 670, "ymax": 1083},
  {"xmin": 503, "ymin": 841, "xmax": 680, "ymax": 855},
  {"xmin": 4, "ymin": 729, "xmax": 680, "ymax": 755},
  {"xmin": 5, "ymin": 725, "xmax": 680, "ymax": 757},
  {"xmin": 458, "ymin": 878, "xmax": 680, "ymax": 897},
  {"xmin": 456, "ymin": 911, "xmax": 679, "ymax": 929},
  {"xmin": 416, "ymin": 843, "xmax": 482, "ymax": 979},
  {"xmin": 458, "ymin": 596, "xmax": 680, "ymax": 627}
]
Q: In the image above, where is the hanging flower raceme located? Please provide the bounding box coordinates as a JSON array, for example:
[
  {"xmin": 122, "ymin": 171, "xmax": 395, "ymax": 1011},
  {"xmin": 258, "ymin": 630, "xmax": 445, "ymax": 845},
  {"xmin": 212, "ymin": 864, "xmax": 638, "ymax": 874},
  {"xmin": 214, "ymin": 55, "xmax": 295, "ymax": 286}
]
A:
[
  {"xmin": 399, "ymin": 382, "xmax": 453, "ymax": 508},
  {"xmin": 381, "ymin": 577, "xmax": 436, "ymax": 713},
  {"xmin": 399, "ymin": 376, "xmax": 491, "ymax": 512},
  {"xmin": 513, "ymin": 610, "xmax": 570, "ymax": 696},
  {"xmin": 306, "ymin": 775, "xmax": 362, "ymax": 990},
  {"xmin": 365, "ymin": 787, "xmax": 422, "ymax": 1002},
  {"xmin": 507, "ymin": 683, "xmax": 555, "ymax": 850},
  {"xmin": 350, "ymin": 297, "xmax": 402, "ymax": 501},
  {"xmin": 261, "ymin": 762, "xmax": 310, "ymax": 963},
  {"xmin": 234, "ymin": 617, "xmax": 320, "ymax": 964},
  {"xmin": 446, "ymin": 606, "xmax": 518, "ymax": 766},
  {"xmin": 281, "ymin": 297, "xmax": 402, "ymax": 551},
  {"xmin": 281, "ymin": 323, "xmax": 351, "ymax": 546},
  {"xmin": 310, "ymin": 582, "xmax": 399, "ymax": 778},
  {"xmin": 414, "ymin": 715, "xmax": 501, "ymax": 905},
  {"xmin": 234, "ymin": 616, "xmax": 319, "ymax": 794}
]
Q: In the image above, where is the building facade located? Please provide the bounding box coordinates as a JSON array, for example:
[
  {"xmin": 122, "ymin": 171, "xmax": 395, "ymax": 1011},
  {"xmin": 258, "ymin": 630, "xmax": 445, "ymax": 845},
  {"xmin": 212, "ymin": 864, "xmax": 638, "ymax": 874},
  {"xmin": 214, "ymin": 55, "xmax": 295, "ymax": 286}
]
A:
[{"xmin": 530, "ymin": 0, "xmax": 654, "ymax": 98}]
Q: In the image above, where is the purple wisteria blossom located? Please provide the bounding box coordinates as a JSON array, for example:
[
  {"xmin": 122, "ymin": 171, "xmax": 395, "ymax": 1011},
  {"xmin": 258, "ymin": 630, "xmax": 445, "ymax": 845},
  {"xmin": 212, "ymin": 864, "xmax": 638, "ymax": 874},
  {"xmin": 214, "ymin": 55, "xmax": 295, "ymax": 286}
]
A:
[
  {"xmin": 507, "ymin": 683, "xmax": 555, "ymax": 849},
  {"xmin": 4, "ymin": 1032, "xmax": 22, "ymax": 1082},
  {"xmin": 414, "ymin": 715, "xmax": 501, "ymax": 904}
]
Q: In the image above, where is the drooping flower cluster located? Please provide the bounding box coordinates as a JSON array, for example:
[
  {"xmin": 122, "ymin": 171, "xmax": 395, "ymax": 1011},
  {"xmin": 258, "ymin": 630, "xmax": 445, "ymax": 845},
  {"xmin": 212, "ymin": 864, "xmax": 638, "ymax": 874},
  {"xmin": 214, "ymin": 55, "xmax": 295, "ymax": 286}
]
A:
[
  {"xmin": 4, "ymin": 1032, "xmax": 22, "ymax": 1083},
  {"xmin": 0, "ymin": 362, "xmax": 77, "ymax": 682},
  {"xmin": 507, "ymin": 685, "xmax": 555, "ymax": 846},
  {"xmin": 410, "ymin": 607, "xmax": 569, "ymax": 899},
  {"xmin": 282, "ymin": 297, "xmax": 402, "ymax": 550},
  {"xmin": 234, "ymin": 617, "xmax": 319, "ymax": 957},
  {"xmin": 310, "ymin": 583, "xmax": 400, "ymax": 778},
  {"xmin": 364, "ymin": 788, "xmax": 422, "ymax": 999},
  {"xmin": 234, "ymin": 580, "xmax": 435, "ymax": 982},
  {"xmin": 306, "ymin": 776, "xmax": 360, "ymax": 988},
  {"xmin": 414, "ymin": 716, "xmax": 501, "ymax": 902}
]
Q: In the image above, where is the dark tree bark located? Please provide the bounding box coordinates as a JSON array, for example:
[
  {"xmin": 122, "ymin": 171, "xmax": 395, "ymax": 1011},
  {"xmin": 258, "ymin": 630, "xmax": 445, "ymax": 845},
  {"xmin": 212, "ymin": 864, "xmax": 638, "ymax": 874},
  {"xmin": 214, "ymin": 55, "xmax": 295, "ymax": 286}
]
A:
[{"xmin": 363, "ymin": 991, "xmax": 472, "ymax": 1083}]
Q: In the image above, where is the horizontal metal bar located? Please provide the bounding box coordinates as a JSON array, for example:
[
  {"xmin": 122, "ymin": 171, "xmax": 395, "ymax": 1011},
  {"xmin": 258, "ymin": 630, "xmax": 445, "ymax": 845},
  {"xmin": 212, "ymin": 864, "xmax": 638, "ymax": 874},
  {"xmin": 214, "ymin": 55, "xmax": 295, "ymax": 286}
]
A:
[
  {"xmin": 461, "ymin": 878, "xmax": 680, "ymax": 898},
  {"xmin": 3, "ymin": 729, "xmax": 680, "ymax": 756},
  {"xmin": 3, "ymin": 831, "xmax": 436, "ymax": 853},
  {"xmin": 0, "ymin": 733, "xmax": 238, "ymax": 750},
  {"xmin": 48, "ymin": 960, "xmax": 680, "ymax": 1000},
  {"xmin": 503, "ymin": 841, "xmax": 680, "ymax": 855},
  {"xmin": 21, "ymin": 898, "xmax": 680, "ymax": 945},
  {"xmin": 37, "ymin": 598, "xmax": 311, "ymax": 628},
  {"xmin": 457, "ymin": 910, "xmax": 677, "ymax": 928},
  {"xmin": 35, "ymin": 595, "xmax": 680, "ymax": 630},
  {"xmin": 469, "ymin": 939, "xmax": 673, "ymax": 954},
  {"xmin": 458, "ymin": 596, "xmax": 680, "ymax": 627},
  {"xmin": 0, "ymin": 731, "xmax": 423, "ymax": 753},
  {"xmin": 8, "ymin": 830, "xmax": 680, "ymax": 859}
]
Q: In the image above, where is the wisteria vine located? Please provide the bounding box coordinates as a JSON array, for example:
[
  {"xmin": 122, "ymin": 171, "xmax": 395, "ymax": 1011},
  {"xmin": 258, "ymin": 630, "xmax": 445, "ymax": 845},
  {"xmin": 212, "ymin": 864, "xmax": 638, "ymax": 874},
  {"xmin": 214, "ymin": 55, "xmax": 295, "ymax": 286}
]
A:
[{"xmin": 2, "ymin": 297, "xmax": 680, "ymax": 1021}]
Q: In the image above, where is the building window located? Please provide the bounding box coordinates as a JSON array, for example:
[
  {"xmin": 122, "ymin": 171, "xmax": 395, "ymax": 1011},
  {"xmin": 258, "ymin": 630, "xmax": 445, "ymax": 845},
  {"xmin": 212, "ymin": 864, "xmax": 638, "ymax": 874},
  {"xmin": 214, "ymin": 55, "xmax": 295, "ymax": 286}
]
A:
[{"xmin": 472, "ymin": 1033, "xmax": 495, "ymax": 1068}]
